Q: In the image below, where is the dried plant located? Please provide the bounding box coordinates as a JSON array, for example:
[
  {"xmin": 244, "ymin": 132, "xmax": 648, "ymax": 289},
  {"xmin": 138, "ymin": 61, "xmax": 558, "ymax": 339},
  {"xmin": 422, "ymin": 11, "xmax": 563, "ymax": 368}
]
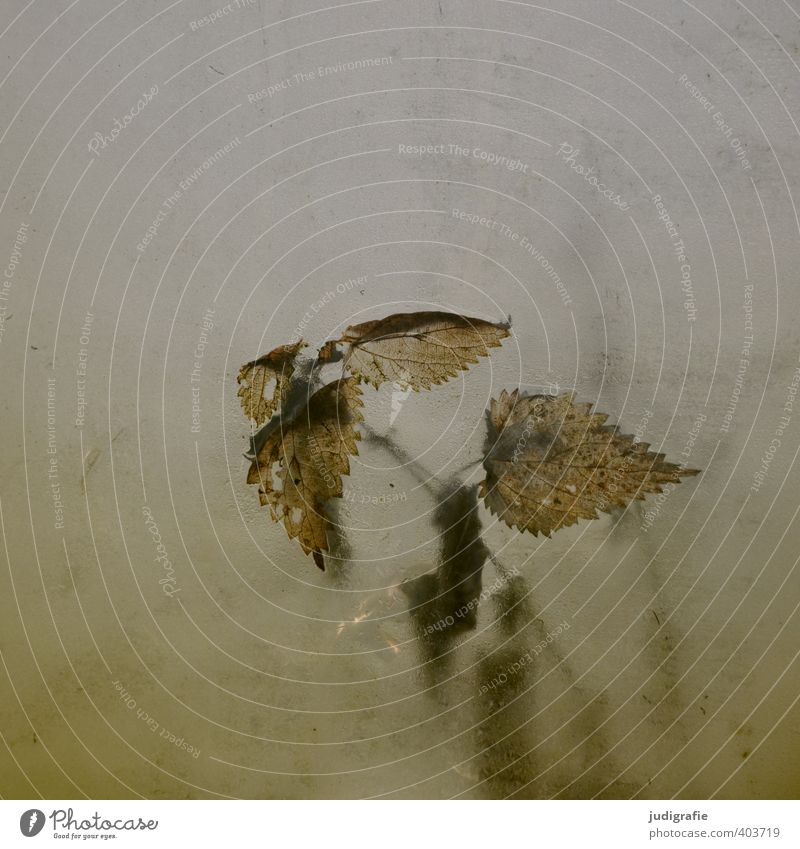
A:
[{"xmin": 238, "ymin": 311, "xmax": 698, "ymax": 569}]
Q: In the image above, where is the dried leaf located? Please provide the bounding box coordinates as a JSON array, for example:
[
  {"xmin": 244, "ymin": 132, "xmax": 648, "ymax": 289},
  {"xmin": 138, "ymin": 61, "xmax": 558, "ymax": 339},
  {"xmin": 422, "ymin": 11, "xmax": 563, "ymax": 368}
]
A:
[
  {"xmin": 319, "ymin": 311, "xmax": 510, "ymax": 390},
  {"xmin": 237, "ymin": 341, "xmax": 305, "ymax": 426},
  {"xmin": 246, "ymin": 378, "xmax": 363, "ymax": 568},
  {"xmin": 480, "ymin": 390, "xmax": 699, "ymax": 535}
]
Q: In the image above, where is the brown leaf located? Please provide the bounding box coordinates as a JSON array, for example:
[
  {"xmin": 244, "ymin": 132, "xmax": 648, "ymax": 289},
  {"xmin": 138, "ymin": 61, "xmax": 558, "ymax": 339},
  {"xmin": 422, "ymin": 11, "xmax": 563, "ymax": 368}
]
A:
[
  {"xmin": 237, "ymin": 341, "xmax": 305, "ymax": 426},
  {"xmin": 480, "ymin": 390, "xmax": 699, "ymax": 536},
  {"xmin": 246, "ymin": 378, "xmax": 363, "ymax": 568},
  {"xmin": 319, "ymin": 311, "xmax": 510, "ymax": 390}
]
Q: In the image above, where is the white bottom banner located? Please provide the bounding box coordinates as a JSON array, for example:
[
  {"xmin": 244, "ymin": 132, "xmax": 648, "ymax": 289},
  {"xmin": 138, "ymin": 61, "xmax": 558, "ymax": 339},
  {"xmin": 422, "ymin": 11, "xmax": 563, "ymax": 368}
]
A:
[{"xmin": 1, "ymin": 800, "xmax": 796, "ymax": 848}]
